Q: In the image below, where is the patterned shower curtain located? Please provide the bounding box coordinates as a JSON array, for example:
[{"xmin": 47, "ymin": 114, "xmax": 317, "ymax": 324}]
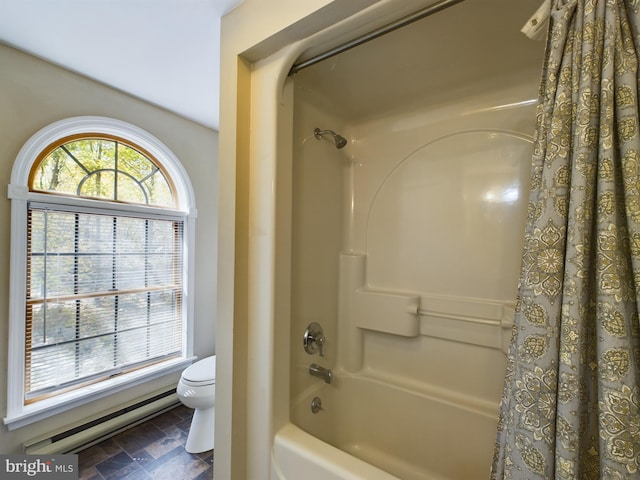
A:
[{"xmin": 491, "ymin": 1, "xmax": 640, "ymax": 478}]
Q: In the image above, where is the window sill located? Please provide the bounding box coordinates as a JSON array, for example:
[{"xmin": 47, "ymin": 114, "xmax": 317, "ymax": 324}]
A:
[{"xmin": 3, "ymin": 356, "xmax": 195, "ymax": 431}]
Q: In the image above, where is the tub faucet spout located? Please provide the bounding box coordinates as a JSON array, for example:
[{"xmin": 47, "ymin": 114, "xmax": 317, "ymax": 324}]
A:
[{"xmin": 309, "ymin": 363, "xmax": 333, "ymax": 384}]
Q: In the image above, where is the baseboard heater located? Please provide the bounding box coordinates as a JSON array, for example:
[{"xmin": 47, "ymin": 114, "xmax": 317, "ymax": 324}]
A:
[{"xmin": 24, "ymin": 389, "xmax": 180, "ymax": 455}]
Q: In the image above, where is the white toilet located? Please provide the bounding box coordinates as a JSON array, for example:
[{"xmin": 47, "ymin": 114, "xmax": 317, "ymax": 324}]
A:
[{"xmin": 176, "ymin": 355, "xmax": 216, "ymax": 453}]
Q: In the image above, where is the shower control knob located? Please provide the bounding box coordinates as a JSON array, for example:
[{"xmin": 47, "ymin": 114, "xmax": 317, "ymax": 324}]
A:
[
  {"xmin": 303, "ymin": 322, "xmax": 326, "ymax": 356},
  {"xmin": 311, "ymin": 396, "xmax": 323, "ymax": 414}
]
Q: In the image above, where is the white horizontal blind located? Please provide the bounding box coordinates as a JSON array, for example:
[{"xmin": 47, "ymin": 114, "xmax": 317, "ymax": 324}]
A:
[{"xmin": 25, "ymin": 203, "xmax": 184, "ymax": 401}]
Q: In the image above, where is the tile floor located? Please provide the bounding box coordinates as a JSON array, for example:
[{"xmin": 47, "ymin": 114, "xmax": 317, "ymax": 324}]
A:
[{"xmin": 77, "ymin": 405, "xmax": 213, "ymax": 480}]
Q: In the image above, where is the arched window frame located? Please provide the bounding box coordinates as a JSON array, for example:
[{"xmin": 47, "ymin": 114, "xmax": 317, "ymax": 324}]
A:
[{"xmin": 5, "ymin": 117, "xmax": 197, "ymax": 429}]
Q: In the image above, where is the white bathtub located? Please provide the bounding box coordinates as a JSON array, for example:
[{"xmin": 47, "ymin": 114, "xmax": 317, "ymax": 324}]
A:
[
  {"xmin": 255, "ymin": 0, "xmax": 545, "ymax": 478},
  {"xmin": 274, "ymin": 373, "xmax": 499, "ymax": 480},
  {"xmin": 272, "ymin": 423, "xmax": 398, "ymax": 480}
]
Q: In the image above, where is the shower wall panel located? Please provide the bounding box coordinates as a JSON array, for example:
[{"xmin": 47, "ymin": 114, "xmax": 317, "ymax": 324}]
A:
[
  {"xmin": 290, "ymin": 86, "xmax": 346, "ymax": 399},
  {"xmin": 285, "ymin": 1, "xmax": 547, "ymax": 477},
  {"xmin": 342, "ymin": 79, "xmax": 539, "ymax": 405},
  {"xmin": 292, "ymin": 72, "xmax": 542, "ymax": 408}
]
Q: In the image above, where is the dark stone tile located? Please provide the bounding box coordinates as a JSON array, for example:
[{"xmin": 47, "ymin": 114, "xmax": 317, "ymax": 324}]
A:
[
  {"xmin": 78, "ymin": 444, "xmax": 110, "ymax": 471},
  {"xmin": 144, "ymin": 430, "xmax": 188, "ymax": 459},
  {"xmin": 104, "ymin": 462, "xmax": 145, "ymax": 480},
  {"xmin": 78, "ymin": 465, "xmax": 103, "ymax": 480},
  {"xmin": 150, "ymin": 410, "xmax": 182, "ymax": 432},
  {"xmin": 197, "ymin": 451, "xmax": 213, "ymax": 465},
  {"xmin": 170, "ymin": 405, "xmax": 193, "ymax": 420},
  {"xmin": 160, "ymin": 424, "xmax": 188, "ymax": 442},
  {"xmin": 176, "ymin": 416, "xmax": 193, "ymax": 433},
  {"xmin": 121, "ymin": 466, "xmax": 153, "ymax": 480},
  {"xmin": 193, "ymin": 466, "xmax": 213, "ymax": 480},
  {"xmin": 130, "ymin": 448, "xmax": 154, "ymax": 464},
  {"xmin": 140, "ymin": 445, "xmax": 184, "ymax": 472},
  {"xmin": 145, "ymin": 449, "xmax": 209, "ymax": 480},
  {"xmin": 77, "ymin": 406, "xmax": 207, "ymax": 480},
  {"xmin": 112, "ymin": 422, "xmax": 166, "ymax": 454},
  {"xmin": 95, "ymin": 451, "xmax": 133, "ymax": 478},
  {"xmin": 95, "ymin": 437, "xmax": 122, "ymax": 456}
]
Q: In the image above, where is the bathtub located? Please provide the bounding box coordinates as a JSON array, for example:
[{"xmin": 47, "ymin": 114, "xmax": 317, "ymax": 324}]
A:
[
  {"xmin": 274, "ymin": 373, "xmax": 499, "ymax": 480},
  {"xmin": 272, "ymin": 424, "xmax": 397, "ymax": 480},
  {"xmin": 235, "ymin": 0, "xmax": 545, "ymax": 477}
]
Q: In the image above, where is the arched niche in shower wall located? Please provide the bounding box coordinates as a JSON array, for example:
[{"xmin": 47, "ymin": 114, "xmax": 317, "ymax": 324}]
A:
[{"xmin": 365, "ymin": 129, "xmax": 533, "ymax": 303}]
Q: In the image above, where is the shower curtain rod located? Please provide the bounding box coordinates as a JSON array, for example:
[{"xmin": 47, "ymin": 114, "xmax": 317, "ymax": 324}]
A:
[{"xmin": 288, "ymin": 0, "xmax": 467, "ymax": 75}]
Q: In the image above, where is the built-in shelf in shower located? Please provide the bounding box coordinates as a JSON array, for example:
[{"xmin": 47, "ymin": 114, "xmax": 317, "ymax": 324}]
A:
[{"xmin": 342, "ymin": 253, "xmax": 514, "ymax": 353}]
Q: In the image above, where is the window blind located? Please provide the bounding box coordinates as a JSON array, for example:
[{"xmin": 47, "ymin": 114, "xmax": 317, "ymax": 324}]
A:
[{"xmin": 25, "ymin": 203, "xmax": 184, "ymax": 400}]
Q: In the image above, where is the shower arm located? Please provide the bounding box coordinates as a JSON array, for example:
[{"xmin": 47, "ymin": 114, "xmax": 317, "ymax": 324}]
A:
[{"xmin": 314, "ymin": 128, "xmax": 348, "ymax": 149}]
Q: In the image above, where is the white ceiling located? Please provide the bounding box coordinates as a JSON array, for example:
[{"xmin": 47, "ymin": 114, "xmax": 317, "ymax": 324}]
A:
[{"xmin": 0, "ymin": 0, "xmax": 242, "ymax": 131}]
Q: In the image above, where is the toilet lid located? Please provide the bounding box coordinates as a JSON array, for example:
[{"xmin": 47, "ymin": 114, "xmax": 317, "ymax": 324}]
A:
[{"xmin": 182, "ymin": 355, "xmax": 216, "ymax": 384}]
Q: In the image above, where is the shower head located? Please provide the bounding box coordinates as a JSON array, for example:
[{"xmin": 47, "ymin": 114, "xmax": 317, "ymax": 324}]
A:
[{"xmin": 314, "ymin": 128, "xmax": 348, "ymax": 149}]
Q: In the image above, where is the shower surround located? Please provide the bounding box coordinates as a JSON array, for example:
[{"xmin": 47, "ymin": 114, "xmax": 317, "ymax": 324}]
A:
[
  {"xmin": 284, "ymin": 77, "xmax": 539, "ymax": 480},
  {"xmin": 230, "ymin": 0, "xmax": 547, "ymax": 478}
]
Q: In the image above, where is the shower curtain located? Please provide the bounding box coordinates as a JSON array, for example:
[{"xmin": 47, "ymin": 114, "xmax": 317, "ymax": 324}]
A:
[{"xmin": 491, "ymin": 1, "xmax": 640, "ymax": 479}]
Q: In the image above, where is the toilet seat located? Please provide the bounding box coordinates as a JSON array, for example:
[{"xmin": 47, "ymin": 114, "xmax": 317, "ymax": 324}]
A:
[{"xmin": 181, "ymin": 355, "xmax": 216, "ymax": 387}]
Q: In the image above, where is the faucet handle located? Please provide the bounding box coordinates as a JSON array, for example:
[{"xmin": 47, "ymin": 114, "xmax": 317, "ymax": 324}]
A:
[
  {"xmin": 315, "ymin": 334, "xmax": 325, "ymax": 357},
  {"xmin": 303, "ymin": 322, "xmax": 325, "ymax": 356}
]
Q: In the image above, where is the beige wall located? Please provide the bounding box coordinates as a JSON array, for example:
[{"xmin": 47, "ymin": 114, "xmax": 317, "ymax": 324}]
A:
[
  {"xmin": 217, "ymin": 2, "xmax": 338, "ymax": 478},
  {"xmin": 0, "ymin": 42, "xmax": 218, "ymax": 453},
  {"xmin": 217, "ymin": 1, "xmax": 387, "ymax": 478},
  {"xmin": 218, "ymin": 1, "xmax": 474, "ymax": 477}
]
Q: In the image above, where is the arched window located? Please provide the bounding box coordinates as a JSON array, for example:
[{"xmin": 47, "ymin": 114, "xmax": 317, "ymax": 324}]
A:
[
  {"xmin": 5, "ymin": 117, "xmax": 196, "ymax": 429},
  {"xmin": 31, "ymin": 135, "xmax": 175, "ymax": 206}
]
